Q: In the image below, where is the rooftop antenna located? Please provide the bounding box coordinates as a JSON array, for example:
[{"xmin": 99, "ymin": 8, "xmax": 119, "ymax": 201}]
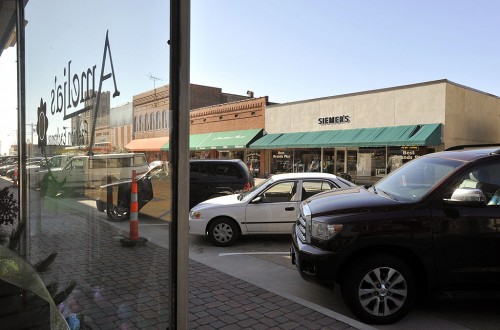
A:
[{"xmin": 147, "ymin": 73, "xmax": 163, "ymax": 106}]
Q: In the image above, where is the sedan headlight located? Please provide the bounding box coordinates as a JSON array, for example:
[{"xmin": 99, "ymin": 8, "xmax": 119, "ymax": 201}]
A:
[
  {"xmin": 189, "ymin": 211, "xmax": 201, "ymax": 219},
  {"xmin": 311, "ymin": 221, "xmax": 343, "ymax": 241}
]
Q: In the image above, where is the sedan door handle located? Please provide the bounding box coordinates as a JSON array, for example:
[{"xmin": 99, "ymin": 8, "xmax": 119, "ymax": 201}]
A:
[{"xmin": 285, "ymin": 207, "xmax": 295, "ymax": 211}]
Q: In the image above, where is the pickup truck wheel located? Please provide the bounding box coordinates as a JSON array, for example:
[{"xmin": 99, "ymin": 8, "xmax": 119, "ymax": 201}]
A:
[
  {"xmin": 106, "ymin": 201, "xmax": 130, "ymax": 221},
  {"xmin": 208, "ymin": 218, "xmax": 240, "ymax": 247},
  {"xmin": 341, "ymin": 254, "xmax": 415, "ymax": 325}
]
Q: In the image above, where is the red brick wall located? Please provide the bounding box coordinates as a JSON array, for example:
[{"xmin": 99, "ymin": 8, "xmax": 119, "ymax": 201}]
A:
[
  {"xmin": 190, "ymin": 97, "xmax": 267, "ymax": 134},
  {"xmin": 133, "ymin": 85, "xmax": 268, "ymax": 139}
]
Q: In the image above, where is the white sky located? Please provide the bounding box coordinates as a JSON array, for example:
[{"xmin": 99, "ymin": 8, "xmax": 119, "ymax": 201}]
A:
[{"xmin": 1, "ymin": 0, "xmax": 500, "ymax": 155}]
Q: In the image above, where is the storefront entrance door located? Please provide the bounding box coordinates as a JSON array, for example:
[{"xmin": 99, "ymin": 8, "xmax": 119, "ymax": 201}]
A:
[{"xmin": 335, "ymin": 149, "xmax": 345, "ymax": 175}]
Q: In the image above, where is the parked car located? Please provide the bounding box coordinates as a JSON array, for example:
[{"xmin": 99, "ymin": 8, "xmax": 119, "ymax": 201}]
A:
[
  {"xmin": 6, "ymin": 158, "xmax": 42, "ymax": 180},
  {"xmin": 189, "ymin": 172, "xmax": 356, "ymax": 246},
  {"xmin": 95, "ymin": 158, "xmax": 254, "ymax": 221},
  {"xmin": 0, "ymin": 159, "xmax": 17, "ymax": 176},
  {"xmin": 290, "ymin": 145, "xmax": 500, "ymax": 325},
  {"xmin": 189, "ymin": 159, "xmax": 254, "ymax": 209}
]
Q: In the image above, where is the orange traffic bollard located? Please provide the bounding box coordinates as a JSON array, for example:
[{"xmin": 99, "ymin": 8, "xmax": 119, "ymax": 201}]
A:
[
  {"xmin": 120, "ymin": 170, "xmax": 147, "ymax": 247},
  {"xmin": 129, "ymin": 170, "xmax": 139, "ymax": 241}
]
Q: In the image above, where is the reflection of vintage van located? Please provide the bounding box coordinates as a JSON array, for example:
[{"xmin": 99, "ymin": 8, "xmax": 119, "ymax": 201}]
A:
[
  {"xmin": 32, "ymin": 155, "xmax": 74, "ymax": 188},
  {"xmin": 41, "ymin": 153, "xmax": 148, "ymax": 197}
]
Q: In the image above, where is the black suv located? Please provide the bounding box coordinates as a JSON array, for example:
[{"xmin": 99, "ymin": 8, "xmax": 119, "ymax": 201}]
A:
[
  {"xmin": 96, "ymin": 158, "xmax": 254, "ymax": 220},
  {"xmin": 189, "ymin": 159, "xmax": 254, "ymax": 209},
  {"xmin": 291, "ymin": 145, "xmax": 500, "ymax": 325}
]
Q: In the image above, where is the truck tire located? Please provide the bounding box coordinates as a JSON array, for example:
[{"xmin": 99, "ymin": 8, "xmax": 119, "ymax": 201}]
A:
[
  {"xmin": 341, "ymin": 254, "xmax": 416, "ymax": 325},
  {"xmin": 106, "ymin": 200, "xmax": 130, "ymax": 221}
]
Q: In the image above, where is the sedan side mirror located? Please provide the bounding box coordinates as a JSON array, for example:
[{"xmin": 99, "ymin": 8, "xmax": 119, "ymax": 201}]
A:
[{"xmin": 251, "ymin": 196, "xmax": 262, "ymax": 204}]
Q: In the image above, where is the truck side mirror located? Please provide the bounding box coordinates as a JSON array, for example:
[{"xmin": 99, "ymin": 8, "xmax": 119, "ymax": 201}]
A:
[{"xmin": 443, "ymin": 187, "xmax": 486, "ymax": 207}]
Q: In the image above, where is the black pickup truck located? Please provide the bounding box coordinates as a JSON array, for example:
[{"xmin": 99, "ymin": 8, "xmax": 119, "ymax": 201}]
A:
[{"xmin": 291, "ymin": 146, "xmax": 500, "ymax": 324}]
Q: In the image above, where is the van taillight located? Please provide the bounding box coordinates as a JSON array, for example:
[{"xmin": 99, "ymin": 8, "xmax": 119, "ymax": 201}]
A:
[{"xmin": 244, "ymin": 182, "xmax": 251, "ymax": 191}]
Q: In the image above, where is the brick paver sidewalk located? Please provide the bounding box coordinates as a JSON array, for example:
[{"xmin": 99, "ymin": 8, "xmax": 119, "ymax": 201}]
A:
[{"xmin": 6, "ymin": 180, "xmax": 358, "ymax": 329}]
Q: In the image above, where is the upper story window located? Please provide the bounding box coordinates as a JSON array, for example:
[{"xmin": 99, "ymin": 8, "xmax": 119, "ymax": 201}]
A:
[
  {"xmin": 150, "ymin": 113, "xmax": 155, "ymax": 131},
  {"xmin": 139, "ymin": 114, "xmax": 144, "ymax": 131},
  {"xmin": 163, "ymin": 110, "xmax": 168, "ymax": 129}
]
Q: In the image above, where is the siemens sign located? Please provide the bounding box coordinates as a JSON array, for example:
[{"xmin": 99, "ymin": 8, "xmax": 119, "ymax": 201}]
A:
[{"xmin": 318, "ymin": 115, "xmax": 350, "ymax": 125}]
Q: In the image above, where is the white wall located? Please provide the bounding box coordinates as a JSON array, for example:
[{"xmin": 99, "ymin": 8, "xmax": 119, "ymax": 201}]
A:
[{"xmin": 266, "ymin": 81, "xmax": 447, "ymax": 134}]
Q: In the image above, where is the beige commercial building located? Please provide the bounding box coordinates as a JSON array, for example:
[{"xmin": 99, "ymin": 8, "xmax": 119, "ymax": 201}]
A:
[{"xmin": 251, "ymin": 80, "xmax": 500, "ymax": 184}]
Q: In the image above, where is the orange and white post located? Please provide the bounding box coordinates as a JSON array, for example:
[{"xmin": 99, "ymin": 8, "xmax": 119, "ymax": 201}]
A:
[
  {"xmin": 120, "ymin": 170, "xmax": 147, "ymax": 247},
  {"xmin": 129, "ymin": 170, "xmax": 139, "ymax": 241}
]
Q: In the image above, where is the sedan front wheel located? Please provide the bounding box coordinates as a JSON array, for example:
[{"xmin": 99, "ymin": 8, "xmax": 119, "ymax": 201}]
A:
[{"xmin": 208, "ymin": 218, "xmax": 240, "ymax": 247}]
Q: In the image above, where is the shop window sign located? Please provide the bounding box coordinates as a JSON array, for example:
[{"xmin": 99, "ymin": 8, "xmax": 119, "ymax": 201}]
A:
[
  {"xmin": 401, "ymin": 146, "xmax": 420, "ymax": 161},
  {"xmin": 273, "ymin": 151, "xmax": 291, "ymax": 159},
  {"xmin": 37, "ymin": 31, "xmax": 120, "ymax": 150}
]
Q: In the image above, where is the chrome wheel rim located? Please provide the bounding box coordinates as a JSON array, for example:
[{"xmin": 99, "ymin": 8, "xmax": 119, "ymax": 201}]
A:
[
  {"xmin": 213, "ymin": 223, "xmax": 233, "ymax": 243},
  {"xmin": 358, "ymin": 266, "xmax": 408, "ymax": 317}
]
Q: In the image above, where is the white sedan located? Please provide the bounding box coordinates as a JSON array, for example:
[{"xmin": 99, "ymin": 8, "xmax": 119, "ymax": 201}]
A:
[{"xmin": 189, "ymin": 172, "xmax": 356, "ymax": 246}]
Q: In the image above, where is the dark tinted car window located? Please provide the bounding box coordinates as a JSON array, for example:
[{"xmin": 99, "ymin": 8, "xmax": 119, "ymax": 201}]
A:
[
  {"xmin": 190, "ymin": 162, "xmax": 211, "ymax": 180},
  {"xmin": 211, "ymin": 163, "xmax": 242, "ymax": 179}
]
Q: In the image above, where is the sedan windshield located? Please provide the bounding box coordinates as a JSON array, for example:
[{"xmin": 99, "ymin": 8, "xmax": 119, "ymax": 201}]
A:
[{"xmin": 373, "ymin": 156, "xmax": 464, "ymax": 202}]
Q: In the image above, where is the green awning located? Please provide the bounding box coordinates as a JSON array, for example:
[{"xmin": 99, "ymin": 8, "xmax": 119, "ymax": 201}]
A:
[
  {"xmin": 249, "ymin": 124, "xmax": 442, "ymax": 149},
  {"xmin": 194, "ymin": 129, "xmax": 264, "ymax": 150},
  {"xmin": 188, "ymin": 133, "xmax": 213, "ymax": 149},
  {"xmin": 162, "ymin": 129, "xmax": 264, "ymax": 151}
]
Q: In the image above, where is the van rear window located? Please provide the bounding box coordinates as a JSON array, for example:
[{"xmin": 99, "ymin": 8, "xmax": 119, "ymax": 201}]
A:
[{"xmin": 212, "ymin": 164, "xmax": 242, "ymax": 178}]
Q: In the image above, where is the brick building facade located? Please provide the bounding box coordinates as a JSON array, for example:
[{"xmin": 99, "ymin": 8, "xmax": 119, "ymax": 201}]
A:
[
  {"xmin": 132, "ymin": 84, "xmax": 251, "ymax": 140},
  {"xmin": 127, "ymin": 84, "xmax": 269, "ymax": 173}
]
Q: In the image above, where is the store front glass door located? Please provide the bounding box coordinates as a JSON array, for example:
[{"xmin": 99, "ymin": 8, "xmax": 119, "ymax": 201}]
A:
[
  {"xmin": 23, "ymin": 2, "xmax": 172, "ymax": 328},
  {"xmin": 335, "ymin": 148, "xmax": 346, "ymax": 175}
]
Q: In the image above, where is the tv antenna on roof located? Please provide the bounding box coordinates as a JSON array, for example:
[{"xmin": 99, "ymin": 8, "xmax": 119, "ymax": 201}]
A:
[
  {"xmin": 147, "ymin": 73, "xmax": 163, "ymax": 105},
  {"xmin": 147, "ymin": 73, "xmax": 163, "ymax": 89}
]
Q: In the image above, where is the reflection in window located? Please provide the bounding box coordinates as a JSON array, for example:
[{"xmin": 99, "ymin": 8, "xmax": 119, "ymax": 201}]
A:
[{"xmin": 163, "ymin": 110, "xmax": 167, "ymax": 128}]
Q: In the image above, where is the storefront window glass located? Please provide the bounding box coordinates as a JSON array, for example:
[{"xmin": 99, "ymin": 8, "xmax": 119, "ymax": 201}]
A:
[
  {"xmin": 355, "ymin": 147, "xmax": 386, "ymax": 185},
  {"xmin": 271, "ymin": 150, "xmax": 292, "ymax": 173},
  {"xmin": 323, "ymin": 149, "xmax": 335, "ymax": 174},
  {"xmin": 295, "ymin": 148, "xmax": 321, "ymax": 172},
  {"xmin": 23, "ymin": 1, "xmax": 171, "ymax": 328}
]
